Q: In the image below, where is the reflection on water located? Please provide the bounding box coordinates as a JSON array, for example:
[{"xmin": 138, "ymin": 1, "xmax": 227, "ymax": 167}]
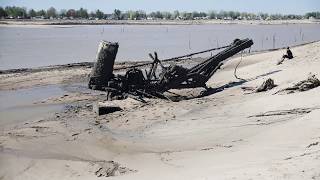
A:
[
  {"xmin": 0, "ymin": 85, "xmax": 64, "ymax": 128},
  {"xmin": 0, "ymin": 24, "xmax": 320, "ymax": 70}
]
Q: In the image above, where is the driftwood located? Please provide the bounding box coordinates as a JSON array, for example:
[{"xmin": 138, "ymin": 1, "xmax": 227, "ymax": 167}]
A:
[
  {"xmin": 274, "ymin": 74, "xmax": 320, "ymax": 94},
  {"xmin": 255, "ymin": 78, "xmax": 276, "ymax": 92},
  {"xmin": 291, "ymin": 74, "xmax": 320, "ymax": 91},
  {"xmin": 88, "ymin": 38, "xmax": 254, "ymax": 100},
  {"xmin": 89, "ymin": 41, "xmax": 119, "ymax": 90}
]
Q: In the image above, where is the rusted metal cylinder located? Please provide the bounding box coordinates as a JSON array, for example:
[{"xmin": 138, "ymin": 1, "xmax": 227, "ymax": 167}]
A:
[{"xmin": 89, "ymin": 41, "xmax": 119, "ymax": 90}]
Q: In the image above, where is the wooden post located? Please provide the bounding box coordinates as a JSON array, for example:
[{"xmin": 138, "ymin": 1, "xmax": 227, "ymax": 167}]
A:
[{"xmin": 88, "ymin": 41, "xmax": 119, "ymax": 90}]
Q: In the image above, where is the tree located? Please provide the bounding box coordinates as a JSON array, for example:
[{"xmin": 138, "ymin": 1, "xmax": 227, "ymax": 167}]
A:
[
  {"xmin": 59, "ymin": 9, "xmax": 67, "ymax": 18},
  {"xmin": 305, "ymin": 12, "xmax": 320, "ymax": 19},
  {"xmin": 185, "ymin": 12, "xmax": 192, "ymax": 20},
  {"xmin": 155, "ymin": 11, "xmax": 163, "ymax": 19},
  {"xmin": 199, "ymin": 12, "xmax": 207, "ymax": 18},
  {"xmin": 5, "ymin": 6, "xmax": 27, "ymax": 18},
  {"xmin": 28, "ymin": 9, "xmax": 36, "ymax": 18},
  {"xmin": 66, "ymin": 9, "xmax": 76, "ymax": 18},
  {"xmin": 192, "ymin": 11, "xmax": 207, "ymax": 19},
  {"xmin": 113, "ymin": 9, "xmax": 121, "ymax": 20},
  {"xmin": 120, "ymin": 11, "xmax": 129, "ymax": 20},
  {"xmin": 126, "ymin": 10, "xmax": 145, "ymax": 20},
  {"xmin": 192, "ymin": 11, "xmax": 200, "ymax": 19},
  {"xmin": 149, "ymin": 11, "xmax": 163, "ymax": 19},
  {"xmin": 89, "ymin": 11, "xmax": 96, "ymax": 18},
  {"xmin": 228, "ymin": 11, "xmax": 235, "ymax": 19},
  {"xmin": 47, "ymin": 7, "xmax": 57, "ymax": 18},
  {"xmin": 173, "ymin": 10, "xmax": 179, "ymax": 19},
  {"xmin": 76, "ymin": 8, "xmax": 88, "ymax": 18},
  {"xmin": 258, "ymin": 12, "xmax": 269, "ymax": 20},
  {"xmin": 208, "ymin": 11, "xmax": 216, "ymax": 19},
  {"xmin": 180, "ymin": 11, "xmax": 192, "ymax": 20},
  {"xmin": 137, "ymin": 10, "xmax": 146, "ymax": 20},
  {"xmin": 0, "ymin": 7, "xmax": 7, "ymax": 18},
  {"xmin": 161, "ymin": 11, "xmax": 172, "ymax": 20},
  {"xmin": 1, "ymin": 6, "xmax": 316, "ymax": 21},
  {"xmin": 95, "ymin": 9, "xmax": 104, "ymax": 19},
  {"xmin": 217, "ymin": 10, "xmax": 227, "ymax": 19},
  {"xmin": 248, "ymin": 13, "xmax": 256, "ymax": 20},
  {"xmin": 127, "ymin": 10, "xmax": 136, "ymax": 20},
  {"xmin": 37, "ymin": 9, "xmax": 46, "ymax": 17},
  {"xmin": 270, "ymin": 14, "xmax": 283, "ymax": 20},
  {"xmin": 149, "ymin": 12, "xmax": 156, "ymax": 19}
]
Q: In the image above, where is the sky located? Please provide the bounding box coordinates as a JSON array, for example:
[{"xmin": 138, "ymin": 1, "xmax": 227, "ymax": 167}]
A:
[{"xmin": 0, "ymin": 0, "xmax": 319, "ymax": 15}]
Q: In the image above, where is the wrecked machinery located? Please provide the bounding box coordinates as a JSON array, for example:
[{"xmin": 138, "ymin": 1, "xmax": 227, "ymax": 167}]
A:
[{"xmin": 88, "ymin": 38, "xmax": 253, "ymax": 100}]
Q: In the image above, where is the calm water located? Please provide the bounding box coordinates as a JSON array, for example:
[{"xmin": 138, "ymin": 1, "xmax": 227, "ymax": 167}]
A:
[
  {"xmin": 0, "ymin": 24, "xmax": 320, "ymax": 70},
  {"xmin": 0, "ymin": 85, "xmax": 64, "ymax": 128}
]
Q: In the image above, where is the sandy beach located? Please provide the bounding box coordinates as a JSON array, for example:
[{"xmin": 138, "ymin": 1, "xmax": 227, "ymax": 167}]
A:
[{"xmin": 0, "ymin": 40, "xmax": 320, "ymax": 180}]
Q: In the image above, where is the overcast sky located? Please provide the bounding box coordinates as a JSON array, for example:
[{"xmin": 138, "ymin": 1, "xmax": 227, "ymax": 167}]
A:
[{"xmin": 0, "ymin": 0, "xmax": 319, "ymax": 14}]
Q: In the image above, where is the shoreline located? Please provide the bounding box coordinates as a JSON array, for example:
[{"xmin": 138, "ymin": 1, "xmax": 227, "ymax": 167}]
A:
[
  {"xmin": 1, "ymin": 40, "xmax": 319, "ymax": 75},
  {"xmin": 1, "ymin": 19, "xmax": 320, "ymax": 26}
]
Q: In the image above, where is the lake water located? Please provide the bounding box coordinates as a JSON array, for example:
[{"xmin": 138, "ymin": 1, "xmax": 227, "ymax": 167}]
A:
[{"xmin": 0, "ymin": 24, "xmax": 320, "ymax": 70}]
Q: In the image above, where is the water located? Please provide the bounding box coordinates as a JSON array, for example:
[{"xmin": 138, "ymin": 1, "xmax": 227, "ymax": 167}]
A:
[
  {"xmin": 0, "ymin": 85, "xmax": 65, "ymax": 128},
  {"xmin": 0, "ymin": 24, "xmax": 320, "ymax": 70}
]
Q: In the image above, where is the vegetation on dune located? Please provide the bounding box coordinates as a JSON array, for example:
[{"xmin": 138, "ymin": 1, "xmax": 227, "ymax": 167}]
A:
[{"xmin": 0, "ymin": 6, "xmax": 319, "ymax": 20}]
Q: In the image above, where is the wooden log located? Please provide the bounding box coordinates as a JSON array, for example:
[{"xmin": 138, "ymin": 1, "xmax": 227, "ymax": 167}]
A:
[
  {"xmin": 89, "ymin": 41, "xmax": 119, "ymax": 90},
  {"xmin": 93, "ymin": 102, "xmax": 122, "ymax": 115}
]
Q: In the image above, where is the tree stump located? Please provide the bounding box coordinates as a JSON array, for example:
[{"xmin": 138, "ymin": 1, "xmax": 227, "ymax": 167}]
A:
[{"xmin": 89, "ymin": 41, "xmax": 119, "ymax": 90}]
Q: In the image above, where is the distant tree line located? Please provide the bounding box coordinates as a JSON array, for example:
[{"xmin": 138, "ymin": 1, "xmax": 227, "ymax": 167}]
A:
[{"xmin": 0, "ymin": 6, "xmax": 319, "ymax": 20}]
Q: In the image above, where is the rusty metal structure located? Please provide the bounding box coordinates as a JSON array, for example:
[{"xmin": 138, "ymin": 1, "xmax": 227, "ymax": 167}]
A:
[{"xmin": 88, "ymin": 38, "xmax": 253, "ymax": 100}]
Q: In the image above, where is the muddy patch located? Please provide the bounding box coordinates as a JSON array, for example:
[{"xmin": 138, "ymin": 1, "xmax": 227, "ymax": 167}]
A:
[{"xmin": 0, "ymin": 85, "xmax": 65, "ymax": 128}]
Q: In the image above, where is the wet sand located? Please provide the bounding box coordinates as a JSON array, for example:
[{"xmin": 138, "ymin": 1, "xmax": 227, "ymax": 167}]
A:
[{"xmin": 0, "ymin": 41, "xmax": 320, "ymax": 179}]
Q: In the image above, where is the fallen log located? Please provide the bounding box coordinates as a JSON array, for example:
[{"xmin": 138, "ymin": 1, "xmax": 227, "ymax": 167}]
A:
[{"xmin": 88, "ymin": 38, "xmax": 254, "ymax": 100}]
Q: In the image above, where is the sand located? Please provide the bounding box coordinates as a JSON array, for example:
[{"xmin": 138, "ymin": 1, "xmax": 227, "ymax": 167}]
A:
[
  {"xmin": 0, "ymin": 41, "xmax": 320, "ymax": 179},
  {"xmin": 0, "ymin": 19, "xmax": 319, "ymax": 27}
]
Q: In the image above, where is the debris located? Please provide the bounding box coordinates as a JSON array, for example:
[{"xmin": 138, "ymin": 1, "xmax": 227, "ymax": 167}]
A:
[
  {"xmin": 248, "ymin": 108, "xmax": 314, "ymax": 118},
  {"xmin": 255, "ymin": 78, "xmax": 276, "ymax": 92},
  {"xmin": 94, "ymin": 161, "xmax": 136, "ymax": 177},
  {"xmin": 93, "ymin": 102, "xmax": 122, "ymax": 115},
  {"xmin": 71, "ymin": 133, "xmax": 80, "ymax": 137},
  {"xmin": 292, "ymin": 74, "xmax": 320, "ymax": 91},
  {"xmin": 306, "ymin": 142, "xmax": 319, "ymax": 148},
  {"xmin": 274, "ymin": 73, "xmax": 320, "ymax": 94},
  {"xmin": 88, "ymin": 38, "xmax": 254, "ymax": 100}
]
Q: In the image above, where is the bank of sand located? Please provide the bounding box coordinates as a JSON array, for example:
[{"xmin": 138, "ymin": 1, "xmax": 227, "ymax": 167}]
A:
[
  {"xmin": 0, "ymin": 41, "xmax": 320, "ymax": 179},
  {"xmin": 0, "ymin": 19, "xmax": 319, "ymax": 27}
]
